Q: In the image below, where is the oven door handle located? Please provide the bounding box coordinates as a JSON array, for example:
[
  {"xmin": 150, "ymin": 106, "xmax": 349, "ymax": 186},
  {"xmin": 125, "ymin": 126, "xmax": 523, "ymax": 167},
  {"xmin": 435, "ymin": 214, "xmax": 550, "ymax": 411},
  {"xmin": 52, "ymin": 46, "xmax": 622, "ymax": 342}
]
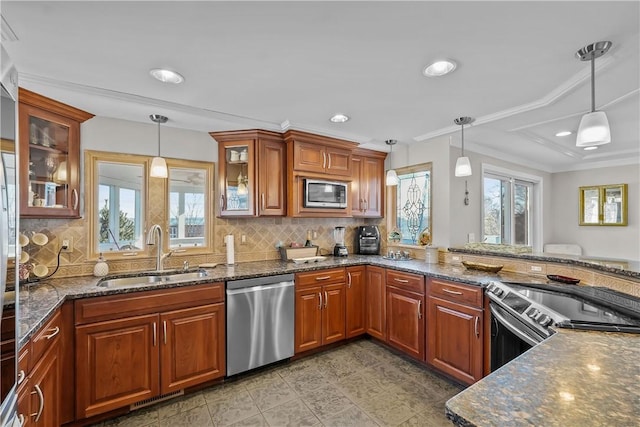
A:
[{"xmin": 490, "ymin": 304, "xmax": 541, "ymax": 347}]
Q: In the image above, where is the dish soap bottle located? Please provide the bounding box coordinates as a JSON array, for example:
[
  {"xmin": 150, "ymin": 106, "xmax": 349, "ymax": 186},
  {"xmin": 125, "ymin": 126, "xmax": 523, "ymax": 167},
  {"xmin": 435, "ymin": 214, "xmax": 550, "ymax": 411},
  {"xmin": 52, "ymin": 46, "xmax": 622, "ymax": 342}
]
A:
[{"xmin": 93, "ymin": 253, "xmax": 109, "ymax": 277}]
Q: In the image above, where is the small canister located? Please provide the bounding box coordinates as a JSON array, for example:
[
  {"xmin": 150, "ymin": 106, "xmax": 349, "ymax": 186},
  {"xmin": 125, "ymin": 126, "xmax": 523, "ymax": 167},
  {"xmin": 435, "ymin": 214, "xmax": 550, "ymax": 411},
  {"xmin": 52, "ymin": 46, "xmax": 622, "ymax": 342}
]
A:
[{"xmin": 425, "ymin": 246, "xmax": 438, "ymax": 264}]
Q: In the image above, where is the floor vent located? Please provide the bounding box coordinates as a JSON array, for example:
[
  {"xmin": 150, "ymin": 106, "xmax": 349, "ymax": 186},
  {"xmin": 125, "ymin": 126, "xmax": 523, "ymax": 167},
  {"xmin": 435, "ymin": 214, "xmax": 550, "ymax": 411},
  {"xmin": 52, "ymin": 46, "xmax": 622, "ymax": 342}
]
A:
[{"xmin": 130, "ymin": 390, "xmax": 184, "ymax": 411}]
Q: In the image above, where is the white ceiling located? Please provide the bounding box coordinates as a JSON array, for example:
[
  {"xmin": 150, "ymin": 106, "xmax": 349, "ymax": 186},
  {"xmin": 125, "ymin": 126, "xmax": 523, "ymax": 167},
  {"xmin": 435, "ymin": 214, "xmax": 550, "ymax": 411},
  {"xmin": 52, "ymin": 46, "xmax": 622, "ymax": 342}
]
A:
[{"xmin": 2, "ymin": 1, "xmax": 639, "ymax": 173}]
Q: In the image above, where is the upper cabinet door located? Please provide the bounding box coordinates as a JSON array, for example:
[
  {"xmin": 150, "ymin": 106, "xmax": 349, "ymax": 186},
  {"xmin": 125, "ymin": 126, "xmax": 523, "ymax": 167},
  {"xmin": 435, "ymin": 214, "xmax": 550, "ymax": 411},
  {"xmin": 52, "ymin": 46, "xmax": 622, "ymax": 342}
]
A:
[
  {"xmin": 217, "ymin": 139, "xmax": 256, "ymax": 217},
  {"xmin": 257, "ymin": 137, "xmax": 286, "ymax": 216},
  {"xmin": 18, "ymin": 88, "xmax": 93, "ymax": 218}
]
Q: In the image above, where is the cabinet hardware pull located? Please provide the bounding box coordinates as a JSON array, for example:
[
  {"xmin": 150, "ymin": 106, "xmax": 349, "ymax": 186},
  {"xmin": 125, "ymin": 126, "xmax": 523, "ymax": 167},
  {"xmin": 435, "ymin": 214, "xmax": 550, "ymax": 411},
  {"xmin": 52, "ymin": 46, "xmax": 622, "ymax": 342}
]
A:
[
  {"xmin": 474, "ymin": 316, "xmax": 479, "ymax": 338},
  {"xmin": 418, "ymin": 300, "xmax": 422, "ymax": 319},
  {"xmin": 72, "ymin": 188, "xmax": 79, "ymax": 210},
  {"xmin": 322, "ymin": 152, "xmax": 327, "ymax": 169},
  {"xmin": 324, "ymin": 291, "xmax": 328, "ymax": 308},
  {"xmin": 393, "ymin": 278, "xmax": 409, "ymax": 283},
  {"xmin": 220, "ymin": 194, "xmax": 225, "ymax": 211},
  {"xmin": 163, "ymin": 320, "xmax": 167, "ymax": 345},
  {"xmin": 17, "ymin": 370, "xmax": 25, "ymax": 385},
  {"xmin": 327, "ymin": 153, "xmax": 332, "ymax": 169},
  {"xmin": 442, "ymin": 289, "xmax": 463, "ymax": 295},
  {"xmin": 17, "ymin": 414, "xmax": 24, "ymax": 426},
  {"xmin": 153, "ymin": 322, "xmax": 157, "ymax": 346},
  {"xmin": 43, "ymin": 326, "xmax": 60, "ymax": 340},
  {"xmin": 347, "ymin": 272, "xmax": 352, "ymax": 288},
  {"xmin": 33, "ymin": 384, "xmax": 44, "ymax": 422},
  {"xmin": 315, "ymin": 276, "xmax": 331, "ymax": 281},
  {"xmin": 318, "ymin": 292, "xmax": 322, "ymax": 310},
  {"xmin": 261, "ymin": 193, "xmax": 265, "ymax": 211}
]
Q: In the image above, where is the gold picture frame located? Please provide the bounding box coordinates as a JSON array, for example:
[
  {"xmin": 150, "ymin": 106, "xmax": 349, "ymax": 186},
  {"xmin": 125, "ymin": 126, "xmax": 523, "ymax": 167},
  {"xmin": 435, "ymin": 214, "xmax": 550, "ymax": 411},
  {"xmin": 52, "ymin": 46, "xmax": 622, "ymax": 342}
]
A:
[{"xmin": 579, "ymin": 184, "xmax": 628, "ymax": 226}]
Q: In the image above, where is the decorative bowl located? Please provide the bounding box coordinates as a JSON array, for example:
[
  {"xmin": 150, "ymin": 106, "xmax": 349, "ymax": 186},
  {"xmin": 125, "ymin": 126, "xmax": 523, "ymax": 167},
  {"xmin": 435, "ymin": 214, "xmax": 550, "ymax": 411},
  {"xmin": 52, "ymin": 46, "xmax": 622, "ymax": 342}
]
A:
[{"xmin": 462, "ymin": 261, "xmax": 504, "ymax": 273}]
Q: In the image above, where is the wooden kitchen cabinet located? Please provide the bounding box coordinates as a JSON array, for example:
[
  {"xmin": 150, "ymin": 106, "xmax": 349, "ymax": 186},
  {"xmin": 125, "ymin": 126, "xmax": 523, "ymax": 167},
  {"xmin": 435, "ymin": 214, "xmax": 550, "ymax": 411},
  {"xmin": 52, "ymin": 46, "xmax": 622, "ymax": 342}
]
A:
[
  {"xmin": 74, "ymin": 283, "xmax": 225, "ymax": 419},
  {"xmin": 18, "ymin": 88, "xmax": 93, "ymax": 218},
  {"xmin": 386, "ymin": 270, "xmax": 425, "ymax": 361},
  {"xmin": 351, "ymin": 149, "xmax": 386, "ymax": 218},
  {"xmin": 17, "ymin": 309, "xmax": 63, "ymax": 427},
  {"xmin": 427, "ymin": 279, "xmax": 484, "ymax": 385},
  {"xmin": 365, "ymin": 266, "xmax": 386, "ymax": 340},
  {"xmin": 160, "ymin": 304, "xmax": 225, "ymax": 393},
  {"xmin": 211, "ymin": 130, "xmax": 286, "ymax": 217},
  {"xmin": 345, "ymin": 266, "xmax": 366, "ymax": 338},
  {"xmin": 294, "ymin": 268, "xmax": 346, "ymax": 353},
  {"xmin": 286, "ymin": 131, "xmax": 353, "ymax": 177}
]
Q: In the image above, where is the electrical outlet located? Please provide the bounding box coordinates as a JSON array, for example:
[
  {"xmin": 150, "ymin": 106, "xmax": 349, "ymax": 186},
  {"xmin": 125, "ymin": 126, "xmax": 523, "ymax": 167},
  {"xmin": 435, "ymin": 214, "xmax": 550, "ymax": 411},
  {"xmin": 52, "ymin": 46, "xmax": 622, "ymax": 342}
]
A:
[
  {"xmin": 241, "ymin": 234, "xmax": 246, "ymax": 244},
  {"xmin": 313, "ymin": 231, "xmax": 318, "ymax": 239},
  {"xmin": 530, "ymin": 265, "xmax": 543, "ymax": 272},
  {"xmin": 452, "ymin": 255, "xmax": 461, "ymax": 262},
  {"xmin": 61, "ymin": 236, "xmax": 73, "ymax": 253},
  {"xmin": 467, "ymin": 233, "xmax": 475, "ymax": 243}
]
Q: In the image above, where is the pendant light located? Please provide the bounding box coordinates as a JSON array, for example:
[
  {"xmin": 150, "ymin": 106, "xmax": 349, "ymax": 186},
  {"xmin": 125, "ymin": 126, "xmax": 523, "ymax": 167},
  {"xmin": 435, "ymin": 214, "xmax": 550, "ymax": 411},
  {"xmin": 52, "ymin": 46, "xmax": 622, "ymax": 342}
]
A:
[
  {"xmin": 575, "ymin": 41, "xmax": 612, "ymax": 147},
  {"xmin": 385, "ymin": 139, "xmax": 398, "ymax": 186},
  {"xmin": 454, "ymin": 117, "xmax": 474, "ymax": 177},
  {"xmin": 149, "ymin": 114, "xmax": 168, "ymax": 178}
]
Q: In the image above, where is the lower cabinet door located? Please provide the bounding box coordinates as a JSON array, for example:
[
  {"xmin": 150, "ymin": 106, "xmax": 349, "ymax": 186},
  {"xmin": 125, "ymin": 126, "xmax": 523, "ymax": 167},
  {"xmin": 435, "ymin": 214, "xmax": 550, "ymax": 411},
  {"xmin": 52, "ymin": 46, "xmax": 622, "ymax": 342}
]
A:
[
  {"xmin": 322, "ymin": 283, "xmax": 346, "ymax": 345},
  {"xmin": 345, "ymin": 266, "xmax": 366, "ymax": 338},
  {"xmin": 365, "ymin": 266, "xmax": 386, "ymax": 340},
  {"xmin": 427, "ymin": 296, "xmax": 483, "ymax": 385},
  {"xmin": 295, "ymin": 286, "xmax": 323, "ymax": 353},
  {"xmin": 75, "ymin": 314, "xmax": 160, "ymax": 419},
  {"xmin": 386, "ymin": 287, "xmax": 425, "ymax": 360},
  {"xmin": 30, "ymin": 343, "xmax": 60, "ymax": 427},
  {"xmin": 17, "ymin": 380, "xmax": 31, "ymax": 427},
  {"xmin": 160, "ymin": 304, "xmax": 225, "ymax": 394}
]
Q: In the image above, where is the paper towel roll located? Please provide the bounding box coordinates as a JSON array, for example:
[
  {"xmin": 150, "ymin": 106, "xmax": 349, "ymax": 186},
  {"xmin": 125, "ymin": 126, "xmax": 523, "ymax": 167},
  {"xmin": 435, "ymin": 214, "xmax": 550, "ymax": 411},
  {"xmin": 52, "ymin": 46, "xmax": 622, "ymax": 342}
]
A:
[{"xmin": 225, "ymin": 234, "xmax": 235, "ymax": 265}]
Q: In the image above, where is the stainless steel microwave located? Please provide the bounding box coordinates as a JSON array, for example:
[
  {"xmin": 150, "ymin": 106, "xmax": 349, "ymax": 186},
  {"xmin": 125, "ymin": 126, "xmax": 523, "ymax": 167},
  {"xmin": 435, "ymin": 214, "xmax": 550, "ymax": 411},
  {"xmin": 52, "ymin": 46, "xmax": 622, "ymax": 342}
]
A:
[{"xmin": 303, "ymin": 179, "xmax": 347, "ymax": 209}]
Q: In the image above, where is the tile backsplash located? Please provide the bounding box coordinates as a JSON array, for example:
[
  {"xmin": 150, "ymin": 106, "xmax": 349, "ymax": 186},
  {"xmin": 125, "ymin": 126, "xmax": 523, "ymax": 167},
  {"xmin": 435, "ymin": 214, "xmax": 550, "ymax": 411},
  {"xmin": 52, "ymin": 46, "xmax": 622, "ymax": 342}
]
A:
[{"xmin": 20, "ymin": 216, "xmax": 385, "ymax": 278}]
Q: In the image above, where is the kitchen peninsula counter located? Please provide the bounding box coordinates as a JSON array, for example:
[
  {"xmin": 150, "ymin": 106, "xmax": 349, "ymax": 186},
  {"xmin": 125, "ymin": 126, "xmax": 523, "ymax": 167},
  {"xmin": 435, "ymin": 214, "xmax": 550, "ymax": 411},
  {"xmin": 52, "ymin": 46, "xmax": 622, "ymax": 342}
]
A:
[{"xmin": 445, "ymin": 328, "xmax": 640, "ymax": 426}]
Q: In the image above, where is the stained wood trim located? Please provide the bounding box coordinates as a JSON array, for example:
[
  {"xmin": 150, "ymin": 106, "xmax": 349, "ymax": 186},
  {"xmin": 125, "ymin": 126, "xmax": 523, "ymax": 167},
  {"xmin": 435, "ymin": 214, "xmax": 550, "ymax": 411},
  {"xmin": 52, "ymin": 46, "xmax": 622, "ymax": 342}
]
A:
[
  {"xmin": 18, "ymin": 87, "xmax": 94, "ymax": 122},
  {"xmin": 283, "ymin": 129, "xmax": 359, "ymax": 150}
]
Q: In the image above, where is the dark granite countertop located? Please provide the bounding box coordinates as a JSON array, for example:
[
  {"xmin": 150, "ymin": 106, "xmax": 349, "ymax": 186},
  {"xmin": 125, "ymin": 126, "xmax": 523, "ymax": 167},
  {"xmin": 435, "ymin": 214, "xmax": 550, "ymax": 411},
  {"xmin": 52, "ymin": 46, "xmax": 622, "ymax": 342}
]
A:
[
  {"xmin": 17, "ymin": 255, "xmax": 540, "ymax": 346},
  {"xmin": 449, "ymin": 247, "xmax": 640, "ymax": 279},
  {"xmin": 16, "ymin": 255, "xmax": 640, "ymax": 425},
  {"xmin": 445, "ymin": 329, "xmax": 640, "ymax": 426}
]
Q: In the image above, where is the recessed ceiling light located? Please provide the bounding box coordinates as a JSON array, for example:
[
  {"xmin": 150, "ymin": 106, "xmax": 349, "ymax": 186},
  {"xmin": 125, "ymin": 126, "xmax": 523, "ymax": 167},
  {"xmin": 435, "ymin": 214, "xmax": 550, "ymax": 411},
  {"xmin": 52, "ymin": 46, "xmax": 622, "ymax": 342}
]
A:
[
  {"xmin": 330, "ymin": 113, "xmax": 350, "ymax": 123},
  {"xmin": 149, "ymin": 68, "xmax": 185, "ymax": 84},
  {"xmin": 555, "ymin": 131, "xmax": 572, "ymax": 137},
  {"xmin": 584, "ymin": 146, "xmax": 598, "ymax": 151},
  {"xmin": 423, "ymin": 60, "xmax": 457, "ymax": 77}
]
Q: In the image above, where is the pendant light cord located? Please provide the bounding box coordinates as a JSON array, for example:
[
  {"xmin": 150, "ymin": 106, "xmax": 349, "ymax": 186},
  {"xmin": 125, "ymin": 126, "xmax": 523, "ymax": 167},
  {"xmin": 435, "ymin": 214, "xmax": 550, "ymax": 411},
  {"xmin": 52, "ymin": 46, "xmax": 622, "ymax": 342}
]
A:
[
  {"xmin": 590, "ymin": 54, "xmax": 596, "ymax": 113},
  {"xmin": 157, "ymin": 121, "xmax": 161, "ymax": 156},
  {"xmin": 461, "ymin": 124, "xmax": 465, "ymax": 156}
]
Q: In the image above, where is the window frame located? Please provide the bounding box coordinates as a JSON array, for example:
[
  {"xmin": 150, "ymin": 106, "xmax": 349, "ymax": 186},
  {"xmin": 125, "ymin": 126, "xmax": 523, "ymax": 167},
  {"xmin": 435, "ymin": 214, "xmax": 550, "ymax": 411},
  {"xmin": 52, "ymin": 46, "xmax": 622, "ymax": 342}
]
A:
[
  {"xmin": 386, "ymin": 162, "xmax": 433, "ymax": 249},
  {"xmin": 85, "ymin": 150, "xmax": 150, "ymax": 260},
  {"xmin": 481, "ymin": 163, "xmax": 543, "ymax": 251},
  {"xmin": 165, "ymin": 158, "xmax": 214, "ymax": 254}
]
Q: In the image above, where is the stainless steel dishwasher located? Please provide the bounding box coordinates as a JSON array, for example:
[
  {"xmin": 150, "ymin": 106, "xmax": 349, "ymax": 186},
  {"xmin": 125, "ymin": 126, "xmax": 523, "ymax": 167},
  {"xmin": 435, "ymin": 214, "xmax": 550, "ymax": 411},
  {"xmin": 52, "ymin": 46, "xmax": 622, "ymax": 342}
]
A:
[{"xmin": 226, "ymin": 273, "xmax": 295, "ymax": 376}]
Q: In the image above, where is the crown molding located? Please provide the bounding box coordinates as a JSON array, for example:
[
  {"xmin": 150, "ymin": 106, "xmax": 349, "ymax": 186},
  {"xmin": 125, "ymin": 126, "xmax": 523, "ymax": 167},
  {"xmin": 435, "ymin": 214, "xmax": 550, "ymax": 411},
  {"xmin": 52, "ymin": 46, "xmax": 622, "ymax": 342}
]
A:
[{"xmin": 413, "ymin": 55, "xmax": 615, "ymax": 142}]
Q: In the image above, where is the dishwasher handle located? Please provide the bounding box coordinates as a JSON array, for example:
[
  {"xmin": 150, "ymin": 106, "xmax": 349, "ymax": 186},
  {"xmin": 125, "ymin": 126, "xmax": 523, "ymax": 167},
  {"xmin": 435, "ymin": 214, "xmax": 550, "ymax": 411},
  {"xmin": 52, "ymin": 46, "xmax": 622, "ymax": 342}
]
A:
[{"xmin": 226, "ymin": 281, "xmax": 294, "ymax": 295}]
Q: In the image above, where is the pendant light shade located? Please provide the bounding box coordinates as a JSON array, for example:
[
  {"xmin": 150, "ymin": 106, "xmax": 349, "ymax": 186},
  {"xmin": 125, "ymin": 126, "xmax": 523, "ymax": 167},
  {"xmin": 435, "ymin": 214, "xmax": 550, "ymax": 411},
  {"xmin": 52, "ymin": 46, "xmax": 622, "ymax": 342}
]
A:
[
  {"xmin": 454, "ymin": 117, "xmax": 474, "ymax": 177},
  {"xmin": 149, "ymin": 114, "xmax": 168, "ymax": 178},
  {"xmin": 575, "ymin": 41, "xmax": 612, "ymax": 147},
  {"xmin": 385, "ymin": 139, "xmax": 398, "ymax": 186}
]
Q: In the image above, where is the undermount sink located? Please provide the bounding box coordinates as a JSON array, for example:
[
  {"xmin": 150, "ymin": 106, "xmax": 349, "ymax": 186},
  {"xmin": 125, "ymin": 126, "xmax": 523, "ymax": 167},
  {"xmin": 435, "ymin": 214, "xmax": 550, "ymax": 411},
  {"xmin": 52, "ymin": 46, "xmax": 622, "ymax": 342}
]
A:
[{"xmin": 97, "ymin": 270, "xmax": 209, "ymax": 288}]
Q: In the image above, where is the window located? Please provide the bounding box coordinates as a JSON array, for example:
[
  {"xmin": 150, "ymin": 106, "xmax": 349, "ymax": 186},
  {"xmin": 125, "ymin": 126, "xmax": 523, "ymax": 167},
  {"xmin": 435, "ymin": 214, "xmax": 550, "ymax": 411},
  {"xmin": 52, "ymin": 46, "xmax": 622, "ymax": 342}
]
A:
[
  {"xmin": 388, "ymin": 162, "xmax": 432, "ymax": 245},
  {"xmin": 482, "ymin": 166, "xmax": 541, "ymax": 247},
  {"xmin": 166, "ymin": 160, "xmax": 213, "ymax": 252}
]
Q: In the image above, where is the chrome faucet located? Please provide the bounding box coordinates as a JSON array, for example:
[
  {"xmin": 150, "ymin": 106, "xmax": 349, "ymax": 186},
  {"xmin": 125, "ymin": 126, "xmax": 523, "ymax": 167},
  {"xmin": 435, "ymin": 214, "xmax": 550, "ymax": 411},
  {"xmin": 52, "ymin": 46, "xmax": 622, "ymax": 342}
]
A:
[{"xmin": 146, "ymin": 224, "xmax": 172, "ymax": 271}]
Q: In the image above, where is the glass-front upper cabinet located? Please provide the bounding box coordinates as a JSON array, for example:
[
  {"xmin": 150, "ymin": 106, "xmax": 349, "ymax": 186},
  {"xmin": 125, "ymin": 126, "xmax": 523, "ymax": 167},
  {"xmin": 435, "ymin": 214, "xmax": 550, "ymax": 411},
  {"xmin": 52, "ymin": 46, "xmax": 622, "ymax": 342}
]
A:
[
  {"xmin": 216, "ymin": 138, "xmax": 255, "ymax": 217},
  {"xmin": 18, "ymin": 88, "xmax": 93, "ymax": 218}
]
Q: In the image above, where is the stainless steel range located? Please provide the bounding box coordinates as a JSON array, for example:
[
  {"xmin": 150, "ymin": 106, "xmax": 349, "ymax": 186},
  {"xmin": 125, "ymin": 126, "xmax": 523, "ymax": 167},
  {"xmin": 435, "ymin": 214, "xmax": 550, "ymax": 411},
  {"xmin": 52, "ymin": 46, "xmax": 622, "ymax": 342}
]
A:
[{"xmin": 486, "ymin": 281, "xmax": 640, "ymax": 371}]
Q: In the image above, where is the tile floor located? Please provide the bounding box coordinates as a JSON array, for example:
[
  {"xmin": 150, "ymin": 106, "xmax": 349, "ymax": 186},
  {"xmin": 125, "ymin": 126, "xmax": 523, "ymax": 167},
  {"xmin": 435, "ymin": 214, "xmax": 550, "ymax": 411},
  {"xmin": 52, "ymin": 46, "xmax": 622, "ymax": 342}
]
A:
[{"xmin": 93, "ymin": 339, "xmax": 464, "ymax": 427}]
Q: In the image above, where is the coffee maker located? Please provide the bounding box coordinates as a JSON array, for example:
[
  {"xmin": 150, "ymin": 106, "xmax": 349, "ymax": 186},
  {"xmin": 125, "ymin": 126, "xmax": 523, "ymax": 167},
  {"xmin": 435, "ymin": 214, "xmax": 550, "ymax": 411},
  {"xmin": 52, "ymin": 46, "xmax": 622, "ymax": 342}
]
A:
[
  {"xmin": 333, "ymin": 226, "xmax": 348, "ymax": 257},
  {"xmin": 355, "ymin": 225, "xmax": 380, "ymax": 255}
]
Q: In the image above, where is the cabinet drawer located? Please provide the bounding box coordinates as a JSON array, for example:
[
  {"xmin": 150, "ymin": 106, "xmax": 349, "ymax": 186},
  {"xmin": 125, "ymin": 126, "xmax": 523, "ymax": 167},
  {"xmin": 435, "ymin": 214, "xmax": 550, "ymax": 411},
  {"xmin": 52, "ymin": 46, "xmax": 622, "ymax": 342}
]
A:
[
  {"xmin": 429, "ymin": 279, "xmax": 483, "ymax": 307},
  {"xmin": 386, "ymin": 270, "xmax": 425, "ymax": 295},
  {"xmin": 75, "ymin": 283, "xmax": 224, "ymax": 325},
  {"xmin": 30, "ymin": 309, "xmax": 62, "ymax": 369},
  {"xmin": 296, "ymin": 268, "xmax": 345, "ymax": 288}
]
